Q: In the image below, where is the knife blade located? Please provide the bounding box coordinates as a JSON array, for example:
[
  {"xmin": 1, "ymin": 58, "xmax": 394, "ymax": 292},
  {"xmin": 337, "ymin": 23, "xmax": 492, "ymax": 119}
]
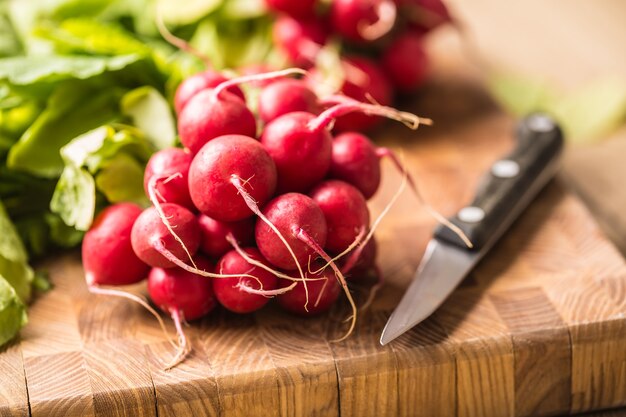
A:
[{"xmin": 380, "ymin": 113, "xmax": 564, "ymax": 345}]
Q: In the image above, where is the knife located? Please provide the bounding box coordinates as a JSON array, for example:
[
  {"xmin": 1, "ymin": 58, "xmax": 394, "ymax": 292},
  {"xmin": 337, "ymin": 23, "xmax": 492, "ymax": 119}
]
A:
[{"xmin": 380, "ymin": 113, "xmax": 564, "ymax": 345}]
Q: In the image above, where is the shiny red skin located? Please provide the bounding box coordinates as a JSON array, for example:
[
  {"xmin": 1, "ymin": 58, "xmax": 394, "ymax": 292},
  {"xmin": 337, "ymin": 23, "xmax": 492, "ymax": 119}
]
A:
[
  {"xmin": 382, "ymin": 32, "xmax": 428, "ymax": 90},
  {"xmin": 188, "ymin": 135, "xmax": 277, "ymax": 222},
  {"xmin": 330, "ymin": 57, "xmax": 393, "ymax": 132},
  {"xmin": 174, "ymin": 70, "xmax": 244, "ymax": 115},
  {"xmin": 148, "ymin": 257, "xmax": 216, "ymax": 320},
  {"xmin": 143, "ymin": 148, "xmax": 195, "ymax": 211},
  {"xmin": 329, "ymin": 132, "xmax": 381, "ymax": 199},
  {"xmin": 264, "ymin": 0, "xmax": 317, "ymax": 18},
  {"xmin": 261, "ymin": 112, "xmax": 332, "ymax": 193},
  {"xmin": 255, "ymin": 193, "xmax": 328, "ymax": 270},
  {"xmin": 214, "ymin": 248, "xmax": 278, "ymax": 313},
  {"xmin": 272, "ymin": 14, "xmax": 328, "ymax": 67},
  {"xmin": 258, "ymin": 79, "xmax": 319, "ymax": 124},
  {"xmin": 276, "ymin": 268, "xmax": 341, "ymax": 315},
  {"xmin": 130, "ymin": 203, "xmax": 200, "ymax": 268},
  {"xmin": 178, "ymin": 89, "xmax": 257, "ymax": 154},
  {"xmin": 198, "ymin": 215, "xmax": 255, "ymax": 259},
  {"xmin": 309, "ymin": 180, "xmax": 370, "ymax": 253},
  {"xmin": 330, "ymin": 0, "xmax": 389, "ymax": 43},
  {"xmin": 83, "ymin": 203, "xmax": 149, "ymax": 286}
]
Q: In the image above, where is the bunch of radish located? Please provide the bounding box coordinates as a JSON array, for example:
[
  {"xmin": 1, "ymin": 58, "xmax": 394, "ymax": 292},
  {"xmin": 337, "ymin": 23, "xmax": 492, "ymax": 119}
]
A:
[
  {"xmin": 267, "ymin": 0, "xmax": 453, "ymax": 132},
  {"xmin": 81, "ymin": 64, "xmax": 464, "ymax": 368}
]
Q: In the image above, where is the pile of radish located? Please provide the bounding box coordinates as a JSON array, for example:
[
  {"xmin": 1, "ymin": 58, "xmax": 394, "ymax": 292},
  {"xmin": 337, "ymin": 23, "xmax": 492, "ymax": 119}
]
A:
[{"xmin": 267, "ymin": 0, "xmax": 452, "ymax": 132}]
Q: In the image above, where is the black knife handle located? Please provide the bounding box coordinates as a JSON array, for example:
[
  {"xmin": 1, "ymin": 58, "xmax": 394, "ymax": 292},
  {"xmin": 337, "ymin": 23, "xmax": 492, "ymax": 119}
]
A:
[{"xmin": 434, "ymin": 113, "xmax": 564, "ymax": 251}]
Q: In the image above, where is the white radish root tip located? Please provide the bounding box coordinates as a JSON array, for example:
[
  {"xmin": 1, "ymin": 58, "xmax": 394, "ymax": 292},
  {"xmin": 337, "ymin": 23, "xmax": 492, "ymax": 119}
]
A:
[
  {"xmin": 230, "ymin": 175, "xmax": 311, "ymax": 310},
  {"xmin": 164, "ymin": 309, "xmax": 190, "ymax": 370},
  {"xmin": 360, "ymin": 265, "xmax": 384, "ymax": 312},
  {"xmin": 87, "ymin": 285, "xmax": 178, "ymax": 349},
  {"xmin": 358, "ymin": 0, "xmax": 397, "ymax": 41}
]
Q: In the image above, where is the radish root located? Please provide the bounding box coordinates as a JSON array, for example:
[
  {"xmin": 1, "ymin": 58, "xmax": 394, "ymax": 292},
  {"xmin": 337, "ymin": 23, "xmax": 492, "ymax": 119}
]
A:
[
  {"xmin": 375, "ymin": 148, "xmax": 473, "ymax": 248},
  {"xmin": 213, "ymin": 68, "xmax": 307, "ymax": 100},
  {"xmin": 296, "ymin": 228, "xmax": 357, "ymax": 342},
  {"xmin": 230, "ymin": 175, "xmax": 311, "ymax": 310},
  {"xmin": 164, "ymin": 309, "xmax": 190, "ymax": 370},
  {"xmin": 87, "ymin": 284, "xmax": 178, "ymax": 350},
  {"xmin": 155, "ymin": 9, "xmax": 212, "ymax": 67}
]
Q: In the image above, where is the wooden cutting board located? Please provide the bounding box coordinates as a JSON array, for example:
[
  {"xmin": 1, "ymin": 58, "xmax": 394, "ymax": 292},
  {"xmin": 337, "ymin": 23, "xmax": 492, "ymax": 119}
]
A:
[{"xmin": 2, "ymin": 86, "xmax": 626, "ymax": 417}]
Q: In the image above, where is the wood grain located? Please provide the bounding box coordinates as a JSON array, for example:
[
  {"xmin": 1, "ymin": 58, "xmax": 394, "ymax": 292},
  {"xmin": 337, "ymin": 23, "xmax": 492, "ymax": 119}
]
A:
[{"xmin": 0, "ymin": 343, "xmax": 28, "ymax": 417}]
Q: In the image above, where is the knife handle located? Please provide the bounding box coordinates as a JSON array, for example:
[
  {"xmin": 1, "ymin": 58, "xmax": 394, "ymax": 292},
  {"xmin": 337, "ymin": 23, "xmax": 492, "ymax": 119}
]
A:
[{"xmin": 434, "ymin": 113, "xmax": 564, "ymax": 251}]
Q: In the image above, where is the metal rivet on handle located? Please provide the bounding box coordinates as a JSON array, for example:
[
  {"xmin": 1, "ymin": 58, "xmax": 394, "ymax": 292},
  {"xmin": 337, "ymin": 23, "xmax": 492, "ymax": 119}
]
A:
[
  {"xmin": 492, "ymin": 159, "xmax": 520, "ymax": 178},
  {"xmin": 527, "ymin": 114, "xmax": 555, "ymax": 132},
  {"xmin": 458, "ymin": 206, "xmax": 485, "ymax": 223}
]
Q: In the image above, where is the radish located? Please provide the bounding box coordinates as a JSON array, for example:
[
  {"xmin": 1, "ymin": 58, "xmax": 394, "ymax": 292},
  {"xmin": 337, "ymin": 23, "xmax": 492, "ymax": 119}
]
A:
[
  {"xmin": 148, "ymin": 256, "xmax": 217, "ymax": 368},
  {"xmin": 261, "ymin": 98, "xmax": 423, "ymax": 193},
  {"xmin": 342, "ymin": 236, "xmax": 377, "ymax": 279},
  {"xmin": 174, "ymin": 71, "xmax": 245, "ymax": 115},
  {"xmin": 198, "ymin": 214, "xmax": 255, "ymax": 259},
  {"xmin": 329, "ymin": 132, "xmax": 381, "ymax": 199},
  {"xmin": 258, "ymin": 79, "xmax": 319, "ymax": 124},
  {"xmin": 402, "ymin": 0, "xmax": 452, "ymax": 33},
  {"xmin": 276, "ymin": 267, "xmax": 341, "ymax": 315},
  {"xmin": 330, "ymin": 0, "xmax": 397, "ymax": 43},
  {"xmin": 264, "ymin": 0, "xmax": 317, "ymax": 18},
  {"xmin": 144, "ymin": 148, "xmax": 195, "ymax": 211},
  {"xmin": 131, "ymin": 203, "xmax": 200, "ymax": 268},
  {"xmin": 381, "ymin": 32, "xmax": 428, "ymax": 90},
  {"xmin": 178, "ymin": 68, "xmax": 305, "ymax": 154},
  {"xmin": 214, "ymin": 248, "xmax": 278, "ymax": 313},
  {"xmin": 255, "ymin": 193, "xmax": 327, "ymax": 270},
  {"xmin": 309, "ymin": 180, "xmax": 370, "ymax": 253},
  {"xmin": 272, "ymin": 14, "xmax": 328, "ymax": 67},
  {"xmin": 83, "ymin": 203, "xmax": 149, "ymax": 286},
  {"xmin": 311, "ymin": 57, "xmax": 394, "ymax": 132},
  {"xmin": 188, "ymin": 135, "xmax": 277, "ymax": 222}
]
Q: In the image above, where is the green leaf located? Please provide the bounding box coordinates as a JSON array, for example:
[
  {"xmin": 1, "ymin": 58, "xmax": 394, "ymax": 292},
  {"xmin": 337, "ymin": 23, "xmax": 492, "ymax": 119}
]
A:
[
  {"xmin": 487, "ymin": 71, "xmax": 557, "ymax": 117},
  {"xmin": 45, "ymin": 212, "xmax": 84, "ymax": 248},
  {"xmin": 7, "ymin": 83, "xmax": 122, "ymax": 178},
  {"xmin": 121, "ymin": 86, "xmax": 176, "ymax": 149},
  {"xmin": 220, "ymin": 0, "xmax": 267, "ymax": 19},
  {"xmin": 0, "ymin": 54, "xmax": 141, "ymax": 90},
  {"xmin": 158, "ymin": 0, "xmax": 222, "ymax": 25},
  {"xmin": 35, "ymin": 18, "xmax": 151, "ymax": 56},
  {"xmin": 95, "ymin": 153, "xmax": 147, "ymax": 204},
  {"xmin": 50, "ymin": 164, "xmax": 96, "ymax": 231},
  {"xmin": 0, "ymin": 201, "xmax": 33, "ymax": 302},
  {"xmin": 0, "ymin": 274, "xmax": 27, "ymax": 347}
]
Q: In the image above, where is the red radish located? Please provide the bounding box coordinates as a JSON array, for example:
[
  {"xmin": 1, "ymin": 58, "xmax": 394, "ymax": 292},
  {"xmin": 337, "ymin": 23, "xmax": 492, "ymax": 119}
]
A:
[
  {"xmin": 214, "ymin": 248, "xmax": 278, "ymax": 313},
  {"xmin": 403, "ymin": 0, "xmax": 451, "ymax": 33},
  {"xmin": 276, "ymin": 267, "xmax": 341, "ymax": 315},
  {"xmin": 239, "ymin": 64, "xmax": 277, "ymax": 88},
  {"xmin": 381, "ymin": 32, "xmax": 428, "ymax": 90},
  {"xmin": 82, "ymin": 203, "xmax": 149, "ymax": 286},
  {"xmin": 198, "ymin": 215, "xmax": 255, "ymax": 258},
  {"xmin": 330, "ymin": 0, "xmax": 397, "ymax": 43},
  {"xmin": 261, "ymin": 111, "xmax": 333, "ymax": 193},
  {"xmin": 258, "ymin": 79, "xmax": 319, "ymax": 123},
  {"xmin": 262, "ymin": 99, "xmax": 425, "ymax": 193},
  {"xmin": 313, "ymin": 57, "xmax": 393, "ymax": 132},
  {"xmin": 329, "ymin": 132, "xmax": 381, "ymax": 199},
  {"xmin": 178, "ymin": 89, "xmax": 256, "ymax": 155},
  {"xmin": 309, "ymin": 180, "xmax": 370, "ymax": 253},
  {"xmin": 342, "ymin": 236, "xmax": 377, "ymax": 279},
  {"xmin": 188, "ymin": 135, "xmax": 277, "ymax": 222},
  {"xmin": 131, "ymin": 203, "xmax": 200, "ymax": 268},
  {"xmin": 144, "ymin": 148, "xmax": 195, "ymax": 211},
  {"xmin": 178, "ymin": 68, "xmax": 305, "ymax": 154},
  {"xmin": 148, "ymin": 256, "xmax": 217, "ymax": 368},
  {"xmin": 174, "ymin": 71, "xmax": 245, "ymax": 115},
  {"xmin": 148, "ymin": 257, "xmax": 217, "ymax": 321},
  {"xmin": 272, "ymin": 14, "xmax": 328, "ymax": 67},
  {"xmin": 264, "ymin": 0, "xmax": 317, "ymax": 18},
  {"xmin": 255, "ymin": 193, "xmax": 327, "ymax": 270}
]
